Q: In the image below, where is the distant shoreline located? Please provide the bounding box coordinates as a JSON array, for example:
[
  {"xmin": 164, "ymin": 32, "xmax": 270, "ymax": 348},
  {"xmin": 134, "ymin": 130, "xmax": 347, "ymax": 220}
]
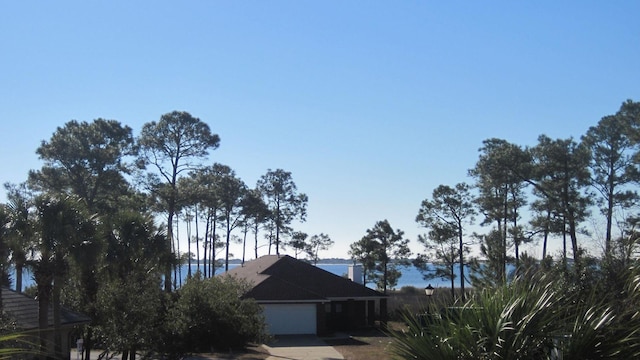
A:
[
  {"xmin": 186, "ymin": 258, "xmax": 428, "ymax": 265},
  {"xmin": 196, "ymin": 258, "xmax": 356, "ymax": 265}
]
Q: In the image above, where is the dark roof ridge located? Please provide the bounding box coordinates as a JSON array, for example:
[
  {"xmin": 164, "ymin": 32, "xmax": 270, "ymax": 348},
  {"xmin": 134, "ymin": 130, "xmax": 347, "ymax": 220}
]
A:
[
  {"xmin": 225, "ymin": 254, "xmax": 384, "ymax": 302},
  {"xmin": 1, "ymin": 287, "xmax": 91, "ymax": 329}
]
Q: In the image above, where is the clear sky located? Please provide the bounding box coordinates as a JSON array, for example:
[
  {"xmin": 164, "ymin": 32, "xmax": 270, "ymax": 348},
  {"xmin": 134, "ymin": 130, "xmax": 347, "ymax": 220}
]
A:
[{"xmin": 1, "ymin": 1, "xmax": 639, "ymax": 260}]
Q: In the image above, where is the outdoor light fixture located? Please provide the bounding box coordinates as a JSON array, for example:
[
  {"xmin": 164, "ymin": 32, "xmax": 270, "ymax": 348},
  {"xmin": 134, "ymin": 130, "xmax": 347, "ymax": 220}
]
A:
[{"xmin": 425, "ymin": 284, "xmax": 435, "ymax": 297}]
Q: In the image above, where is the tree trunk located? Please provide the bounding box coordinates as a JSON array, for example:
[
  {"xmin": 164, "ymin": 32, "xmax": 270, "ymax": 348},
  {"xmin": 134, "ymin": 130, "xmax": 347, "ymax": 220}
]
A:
[
  {"xmin": 253, "ymin": 222, "xmax": 259, "ymax": 259},
  {"xmin": 195, "ymin": 207, "xmax": 200, "ymax": 273},
  {"xmin": 84, "ymin": 327, "xmax": 93, "ymax": 360},
  {"xmin": 53, "ymin": 272, "xmax": 63, "ymax": 359},
  {"xmin": 36, "ymin": 270, "xmax": 53, "ymax": 359},
  {"xmin": 187, "ymin": 213, "xmax": 192, "ymax": 279},
  {"xmin": 242, "ymin": 225, "xmax": 248, "ymax": 264},
  {"xmin": 542, "ymin": 211, "xmax": 551, "ymax": 260},
  {"xmin": 15, "ymin": 263, "xmax": 23, "ymax": 293},
  {"xmin": 382, "ymin": 259, "xmax": 388, "ymax": 295},
  {"xmin": 175, "ymin": 214, "xmax": 181, "ymax": 287},
  {"xmin": 203, "ymin": 212, "xmax": 210, "ymax": 278},
  {"xmin": 605, "ymin": 187, "xmax": 614, "ymax": 260},
  {"xmin": 458, "ymin": 223, "xmax": 465, "ymax": 300},
  {"xmin": 275, "ymin": 214, "xmax": 281, "ymax": 256},
  {"xmin": 502, "ymin": 190, "xmax": 509, "ymax": 284},
  {"xmin": 166, "ymin": 208, "xmax": 174, "ymax": 292},
  {"xmin": 450, "ymin": 258, "xmax": 455, "ymax": 301},
  {"xmin": 562, "ymin": 220, "xmax": 568, "ymax": 269},
  {"xmin": 210, "ymin": 212, "xmax": 218, "ymax": 277},
  {"xmin": 225, "ymin": 214, "xmax": 231, "ymax": 271}
]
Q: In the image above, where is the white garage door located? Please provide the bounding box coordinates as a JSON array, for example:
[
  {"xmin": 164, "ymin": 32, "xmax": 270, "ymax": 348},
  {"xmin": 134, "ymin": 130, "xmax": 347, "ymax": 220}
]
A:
[{"xmin": 262, "ymin": 304, "xmax": 317, "ymax": 335}]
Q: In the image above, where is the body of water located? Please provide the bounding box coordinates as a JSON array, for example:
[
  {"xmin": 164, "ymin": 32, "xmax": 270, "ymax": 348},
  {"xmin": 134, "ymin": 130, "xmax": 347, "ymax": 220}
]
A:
[
  {"xmin": 11, "ymin": 262, "xmax": 472, "ymax": 292},
  {"xmin": 178, "ymin": 262, "xmax": 472, "ymax": 290},
  {"xmin": 317, "ymin": 263, "xmax": 472, "ymax": 290}
]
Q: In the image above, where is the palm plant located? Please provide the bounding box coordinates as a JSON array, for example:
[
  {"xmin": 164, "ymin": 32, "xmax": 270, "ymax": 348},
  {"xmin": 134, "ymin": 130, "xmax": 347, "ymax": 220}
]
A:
[
  {"xmin": 0, "ymin": 332, "xmax": 44, "ymax": 359},
  {"xmin": 5, "ymin": 194, "xmax": 34, "ymax": 294},
  {"xmin": 31, "ymin": 195, "xmax": 90, "ymax": 358},
  {"xmin": 0, "ymin": 206, "xmax": 12, "ymax": 299},
  {"xmin": 389, "ymin": 266, "xmax": 640, "ymax": 360},
  {"xmin": 97, "ymin": 210, "xmax": 167, "ymax": 360}
]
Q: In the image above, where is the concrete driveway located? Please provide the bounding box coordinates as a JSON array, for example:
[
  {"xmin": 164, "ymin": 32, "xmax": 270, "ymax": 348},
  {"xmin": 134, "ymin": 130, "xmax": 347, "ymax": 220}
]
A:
[{"xmin": 263, "ymin": 335, "xmax": 344, "ymax": 360}]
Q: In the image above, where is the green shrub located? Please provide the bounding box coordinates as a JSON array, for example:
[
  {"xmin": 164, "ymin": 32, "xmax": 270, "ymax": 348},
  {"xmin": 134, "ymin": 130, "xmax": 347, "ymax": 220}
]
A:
[
  {"xmin": 167, "ymin": 272, "xmax": 267, "ymax": 352},
  {"xmin": 94, "ymin": 272, "xmax": 167, "ymax": 357},
  {"xmin": 389, "ymin": 266, "xmax": 640, "ymax": 360}
]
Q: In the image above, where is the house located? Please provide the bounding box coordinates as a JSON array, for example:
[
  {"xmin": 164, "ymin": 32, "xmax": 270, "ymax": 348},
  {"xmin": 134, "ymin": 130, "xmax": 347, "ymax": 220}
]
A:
[
  {"xmin": 224, "ymin": 255, "xmax": 387, "ymax": 335},
  {"xmin": 2, "ymin": 287, "xmax": 91, "ymax": 359}
]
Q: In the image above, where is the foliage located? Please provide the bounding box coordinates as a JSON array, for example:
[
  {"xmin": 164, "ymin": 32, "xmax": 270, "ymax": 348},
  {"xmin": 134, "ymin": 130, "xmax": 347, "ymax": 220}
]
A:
[
  {"xmin": 5, "ymin": 101, "xmax": 640, "ymax": 358},
  {"xmin": 350, "ymin": 220, "xmax": 411, "ymax": 294},
  {"xmin": 530, "ymin": 135, "xmax": 592, "ymax": 265},
  {"xmin": 28, "ymin": 119, "xmax": 138, "ymax": 215},
  {"xmin": 413, "ymin": 222, "xmax": 462, "ymax": 300},
  {"xmin": 0, "ymin": 330, "xmax": 44, "ymax": 359},
  {"xmin": 240, "ymin": 188, "xmax": 271, "ymax": 260},
  {"xmin": 215, "ymin": 165, "xmax": 247, "ymax": 271},
  {"xmin": 0, "ymin": 205, "xmax": 12, "ymax": 292},
  {"xmin": 181, "ymin": 164, "xmax": 227, "ymax": 278},
  {"xmin": 257, "ymin": 169, "xmax": 308, "ymax": 255},
  {"xmin": 389, "ymin": 264, "xmax": 640, "ymax": 360},
  {"xmin": 469, "ymin": 139, "xmax": 531, "ymax": 282},
  {"xmin": 416, "ymin": 183, "xmax": 475, "ymax": 298},
  {"xmin": 4, "ymin": 183, "xmax": 36, "ymax": 294},
  {"xmin": 166, "ymin": 273, "xmax": 267, "ymax": 352},
  {"xmin": 306, "ymin": 233, "xmax": 334, "ymax": 265},
  {"xmin": 469, "ymin": 230, "xmax": 510, "ymax": 289},
  {"xmin": 94, "ymin": 272, "xmax": 166, "ymax": 358},
  {"xmin": 103, "ymin": 210, "xmax": 168, "ymax": 279},
  {"xmin": 348, "ymin": 236, "xmax": 379, "ymax": 287},
  {"xmin": 31, "ymin": 195, "xmax": 94, "ymax": 358},
  {"xmin": 582, "ymin": 104, "xmax": 640, "ymax": 259},
  {"xmin": 287, "ymin": 231, "xmax": 308, "ymax": 259},
  {"xmin": 138, "ymin": 110, "xmax": 220, "ymax": 291}
]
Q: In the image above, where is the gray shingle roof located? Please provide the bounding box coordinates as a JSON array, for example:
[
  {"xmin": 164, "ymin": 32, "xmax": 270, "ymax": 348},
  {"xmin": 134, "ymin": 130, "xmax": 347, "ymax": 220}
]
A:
[
  {"xmin": 2, "ymin": 288, "xmax": 91, "ymax": 330},
  {"xmin": 224, "ymin": 255, "xmax": 385, "ymax": 302}
]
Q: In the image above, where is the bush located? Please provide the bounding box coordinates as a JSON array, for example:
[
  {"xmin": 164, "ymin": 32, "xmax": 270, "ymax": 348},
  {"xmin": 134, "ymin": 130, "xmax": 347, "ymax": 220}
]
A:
[
  {"xmin": 167, "ymin": 272, "xmax": 267, "ymax": 352},
  {"xmin": 389, "ymin": 266, "xmax": 640, "ymax": 360},
  {"xmin": 94, "ymin": 272, "xmax": 167, "ymax": 357}
]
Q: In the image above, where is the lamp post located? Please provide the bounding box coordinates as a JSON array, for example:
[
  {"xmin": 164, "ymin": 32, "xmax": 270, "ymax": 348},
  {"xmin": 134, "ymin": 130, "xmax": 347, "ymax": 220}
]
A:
[
  {"xmin": 421, "ymin": 284, "xmax": 436, "ymax": 325},
  {"xmin": 425, "ymin": 284, "xmax": 435, "ymax": 297}
]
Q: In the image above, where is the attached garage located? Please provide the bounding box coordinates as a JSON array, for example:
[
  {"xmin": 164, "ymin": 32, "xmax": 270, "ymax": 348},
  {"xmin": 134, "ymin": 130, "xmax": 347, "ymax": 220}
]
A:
[
  {"xmin": 224, "ymin": 255, "xmax": 386, "ymax": 336},
  {"xmin": 262, "ymin": 303, "xmax": 317, "ymax": 335}
]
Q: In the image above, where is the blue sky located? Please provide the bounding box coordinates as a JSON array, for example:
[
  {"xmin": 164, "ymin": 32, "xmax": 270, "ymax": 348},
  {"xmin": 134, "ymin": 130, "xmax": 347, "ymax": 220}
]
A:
[{"xmin": 1, "ymin": 1, "xmax": 639, "ymax": 260}]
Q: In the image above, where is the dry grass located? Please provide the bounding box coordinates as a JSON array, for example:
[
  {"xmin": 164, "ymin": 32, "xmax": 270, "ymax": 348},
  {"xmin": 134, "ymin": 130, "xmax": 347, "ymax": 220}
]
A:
[
  {"xmin": 326, "ymin": 332, "xmax": 394, "ymax": 360},
  {"xmin": 325, "ymin": 322, "xmax": 405, "ymax": 360},
  {"xmin": 206, "ymin": 324, "xmax": 403, "ymax": 360}
]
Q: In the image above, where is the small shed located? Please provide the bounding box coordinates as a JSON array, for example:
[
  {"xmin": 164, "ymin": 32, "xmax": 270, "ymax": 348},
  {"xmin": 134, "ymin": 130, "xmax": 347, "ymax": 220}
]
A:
[
  {"xmin": 2, "ymin": 287, "xmax": 91, "ymax": 359},
  {"xmin": 224, "ymin": 255, "xmax": 387, "ymax": 335}
]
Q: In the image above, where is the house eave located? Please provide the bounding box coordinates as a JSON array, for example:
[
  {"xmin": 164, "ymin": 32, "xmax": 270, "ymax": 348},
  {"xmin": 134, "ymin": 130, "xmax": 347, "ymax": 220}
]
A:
[
  {"xmin": 256, "ymin": 296, "xmax": 386, "ymax": 304},
  {"xmin": 257, "ymin": 299, "xmax": 326, "ymax": 304},
  {"xmin": 325, "ymin": 296, "xmax": 388, "ymax": 301}
]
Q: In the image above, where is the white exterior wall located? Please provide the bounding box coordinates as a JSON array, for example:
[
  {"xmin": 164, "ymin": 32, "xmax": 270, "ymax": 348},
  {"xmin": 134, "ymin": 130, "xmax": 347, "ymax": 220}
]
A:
[{"xmin": 348, "ymin": 265, "xmax": 363, "ymax": 284}]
